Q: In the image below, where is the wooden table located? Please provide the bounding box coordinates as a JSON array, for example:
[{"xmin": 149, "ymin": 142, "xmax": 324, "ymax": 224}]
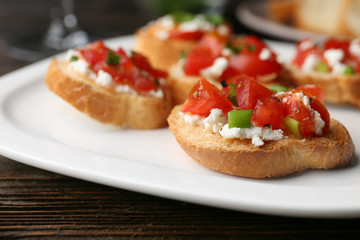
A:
[{"xmin": 1, "ymin": 1, "xmax": 360, "ymax": 239}]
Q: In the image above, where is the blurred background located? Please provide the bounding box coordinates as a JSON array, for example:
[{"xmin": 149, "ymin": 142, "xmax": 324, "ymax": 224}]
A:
[{"xmin": 1, "ymin": 0, "xmax": 359, "ymax": 71}]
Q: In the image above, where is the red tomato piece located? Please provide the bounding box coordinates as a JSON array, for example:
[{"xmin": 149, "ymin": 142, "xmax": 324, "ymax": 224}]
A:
[
  {"xmin": 224, "ymin": 51, "xmax": 282, "ymax": 79},
  {"xmin": 168, "ymin": 29, "xmax": 204, "ymax": 40},
  {"xmin": 324, "ymin": 38, "xmax": 351, "ymax": 58},
  {"xmin": 284, "ymin": 98, "xmax": 315, "ymax": 137},
  {"xmin": 181, "ymin": 78, "xmax": 233, "ymax": 116},
  {"xmin": 184, "ymin": 46, "xmax": 215, "ymax": 76},
  {"xmin": 197, "ymin": 33, "xmax": 226, "ymax": 56},
  {"xmin": 295, "ymin": 85, "xmax": 324, "ymax": 103},
  {"xmin": 78, "ymin": 40, "xmax": 161, "ymax": 93},
  {"xmin": 309, "ymin": 97, "xmax": 330, "ymax": 134},
  {"xmin": 231, "ymin": 35, "xmax": 267, "ymax": 53},
  {"xmin": 251, "ymin": 96, "xmax": 286, "ymax": 129},
  {"xmin": 132, "ymin": 51, "xmax": 168, "ymax": 78},
  {"xmin": 79, "ymin": 40, "xmax": 109, "ymax": 67},
  {"xmin": 131, "ymin": 70, "xmax": 158, "ymax": 91},
  {"xmin": 231, "ymin": 75, "xmax": 274, "ymax": 110}
]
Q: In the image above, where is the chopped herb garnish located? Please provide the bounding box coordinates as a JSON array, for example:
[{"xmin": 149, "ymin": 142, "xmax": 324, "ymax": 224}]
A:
[
  {"xmin": 70, "ymin": 56, "xmax": 79, "ymax": 62},
  {"xmin": 225, "ymin": 43, "xmax": 243, "ymax": 54},
  {"xmin": 171, "ymin": 11, "xmax": 195, "ymax": 23},
  {"xmin": 248, "ymin": 44, "xmax": 257, "ymax": 52},
  {"xmin": 106, "ymin": 51, "xmax": 120, "ymax": 66},
  {"xmin": 180, "ymin": 50, "xmax": 188, "ymax": 59},
  {"xmin": 344, "ymin": 65, "xmax": 355, "ymax": 75},
  {"xmin": 205, "ymin": 14, "xmax": 226, "ymax": 25}
]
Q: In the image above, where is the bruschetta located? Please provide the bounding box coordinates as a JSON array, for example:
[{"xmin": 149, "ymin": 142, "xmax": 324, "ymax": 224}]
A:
[
  {"xmin": 168, "ymin": 34, "xmax": 287, "ymax": 104},
  {"xmin": 168, "ymin": 76, "xmax": 354, "ymax": 178},
  {"xmin": 135, "ymin": 12, "xmax": 232, "ymax": 71},
  {"xmin": 287, "ymin": 37, "xmax": 360, "ymax": 108},
  {"xmin": 45, "ymin": 40, "xmax": 173, "ymax": 129}
]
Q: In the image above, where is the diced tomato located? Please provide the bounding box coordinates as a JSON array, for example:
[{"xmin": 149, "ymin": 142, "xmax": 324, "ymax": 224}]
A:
[
  {"xmin": 296, "ymin": 85, "xmax": 324, "ymax": 103},
  {"xmin": 284, "ymin": 96, "xmax": 315, "ymax": 137},
  {"xmin": 197, "ymin": 33, "xmax": 226, "ymax": 56},
  {"xmin": 168, "ymin": 29, "xmax": 204, "ymax": 40},
  {"xmin": 183, "ymin": 34, "xmax": 225, "ymax": 76},
  {"xmin": 231, "ymin": 35, "xmax": 267, "ymax": 53},
  {"xmin": 324, "ymin": 38, "xmax": 351, "ymax": 58},
  {"xmin": 131, "ymin": 70, "xmax": 158, "ymax": 91},
  {"xmin": 221, "ymin": 36, "xmax": 282, "ymax": 79},
  {"xmin": 79, "ymin": 40, "xmax": 109, "ymax": 67},
  {"xmin": 230, "ymin": 75, "xmax": 274, "ymax": 110},
  {"xmin": 184, "ymin": 46, "xmax": 216, "ymax": 76},
  {"xmin": 309, "ymin": 97, "xmax": 330, "ymax": 134},
  {"xmin": 77, "ymin": 40, "xmax": 163, "ymax": 93},
  {"xmin": 181, "ymin": 78, "xmax": 233, "ymax": 116},
  {"xmin": 292, "ymin": 47, "xmax": 324, "ymax": 68},
  {"xmin": 131, "ymin": 51, "xmax": 168, "ymax": 78},
  {"xmin": 223, "ymin": 51, "xmax": 282, "ymax": 79},
  {"xmin": 251, "ymin": 96, "xmax": 286, "ymax": 129}
]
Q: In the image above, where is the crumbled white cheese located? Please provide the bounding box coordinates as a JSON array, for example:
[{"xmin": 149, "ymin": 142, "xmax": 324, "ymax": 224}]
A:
[
  {"xmin": 298, "ymin": 39, "xmax": 315, "ymax": 51},
  {"xmin": 301, "ymin": 54, "xmax": 320, "ymax": 72},
  {"xmin": 65, "ymin": 49, "xmax": 80, "ymax": 61},
  {"xmin": 259, "ymin": 48, "xmax": 272, "ymax": 61},
  {"xmin": 349, "ymin": 39, "xmax": 360, "ymax": 57},
  {"xmin": 200, "ymin": 57, "xmax": 228, "ymax": 79},
  {"xmin": 220, "ymin": 124, "xmax": 284, "ymax": 146},
  {"xmin": 181, "ymin": 112, "xmax": 204, "ymax": 126},
  {"xmin": 115, "ymin": 84, "xmax": 138, "ymax": 95},
  {"xmin": 332, "ymin": 63, "xmax": 347, "ymax": 74},
  {"xmin": 154, "ymin": 30, "xmax": 169, "ymax": 40},
  {"xmin": 148, "ymin": 89, "xmax": 164, "ymax": 98},
  {"xmin": 216, "ymin": 24, "xmax": 230, "ymax": 36},
  {"xmin": 96, "ymin": 70, "xmax": 112, "ymax": 87},
  {"xmin": 314, "ymin": 110, "xmax": 325, "ymax": 135},
  {"xmin": 323, "ymin": 49, "xmax": 349, "ymax": 74},
  {"xmin": 275, "ymin": 91, "xmax": 286, "ymax": 99},
  {"xmin": 324, "ymin": 49, "xmax": 344, "ymax": 67},
  {"xmin": 178, "ymin": 15, "xmax": 214, "ymax": 32},
  {"xmin": 156, "ymin": 15, "xmax": 175, "ymax": 29},
  {"xmin": 203, "ymin": 108, "xmax": 227, "ymax": 133},
  {"xmin": 221, "ymin": 48, "xmax": 232, "ymax": 57},
  {"xmin": 294, "ymin": 92, "xmax": 310, "ymax": 109},
  {"xmin": 69, "ymin": 59, "xmax": 91, "ymax": 76}
]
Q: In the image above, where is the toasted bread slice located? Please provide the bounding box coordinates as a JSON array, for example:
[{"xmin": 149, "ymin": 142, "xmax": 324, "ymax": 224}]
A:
[
  {"xmin": 135, "ymin": 27, "xmax": 197, "ymax": 71},
  {"xmin": 45, "ymin": 58, "xmax": 173, "ymax": 129},
  {"xmin": 287, "ymin": 65, "xmax": 360, "ymax": 108},
  {"xmin": 168, "ymin": 105, "xmax": 354, "ymax": 178}
]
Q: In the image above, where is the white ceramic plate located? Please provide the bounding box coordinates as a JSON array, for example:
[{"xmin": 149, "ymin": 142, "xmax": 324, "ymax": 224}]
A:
[
  {"xmin": 1, "ymin": 35, "xmax": 360, "ymax": 218},
  {"xmin": 236, "ymin": 0, "xmax": 327, "ymax": 42}
]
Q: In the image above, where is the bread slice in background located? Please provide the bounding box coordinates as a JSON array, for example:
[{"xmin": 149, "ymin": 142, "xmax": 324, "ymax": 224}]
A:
[
  {"xmin": 45, "ymin": 58, "xmax": 174, "ymax": 129},
  {"xmin": 286, "ymin": 65, "xmax": 360, "ymax": 108},
  {"xmin": 293, "ymin": 0, "xmax": 360, "ymax": 37},
  {"xmin": 168, "ymin": 105, "xmax": 354, "ymax": 178},
  {"xmin": 135, "ymin": 27, "xmax": 196, "ymax": 71}
]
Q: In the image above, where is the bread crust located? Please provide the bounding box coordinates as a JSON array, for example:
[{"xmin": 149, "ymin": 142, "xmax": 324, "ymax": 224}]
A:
[
  {"xmin": 45, "ymin": 58, "xmax": 173, "ymax": 129},
  {"xmin": 135, "ymin": 27, "xmax": 196, "ymax": 71},
  {"xmin": 287, "ymin": 65, "xmax": 360, "ymax": 108},
  {"xmin": 168, "ymin": 105, "xmax": 354, "ymax": 178}
]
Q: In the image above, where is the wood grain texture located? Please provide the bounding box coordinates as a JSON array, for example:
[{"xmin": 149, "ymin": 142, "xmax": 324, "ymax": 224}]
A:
[{"xmin": 1, "ymin": 1, "xmax": 360, "ymax": 239}]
